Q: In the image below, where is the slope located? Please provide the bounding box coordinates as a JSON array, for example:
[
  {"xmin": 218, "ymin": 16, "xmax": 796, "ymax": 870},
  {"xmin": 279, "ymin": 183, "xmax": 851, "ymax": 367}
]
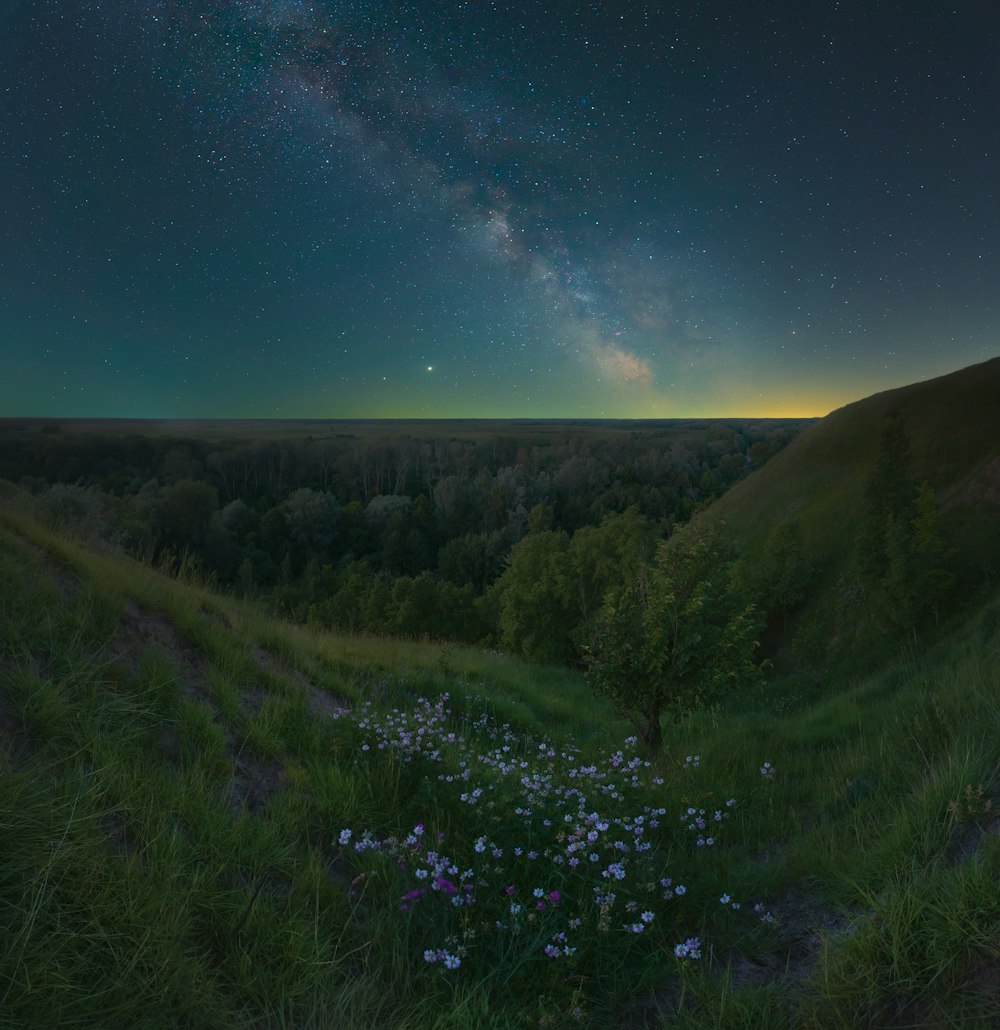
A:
[
  {"xmin": 0, "ymin": 500, "xmax": 629, "ymax": 1027},
  {"xmin": 698, "ymin": 355, "xmax": 1000, "ymax": 664},
  {"xmin": 2, "ymin": 482, "xmax": 998, "ymax": 1027}
]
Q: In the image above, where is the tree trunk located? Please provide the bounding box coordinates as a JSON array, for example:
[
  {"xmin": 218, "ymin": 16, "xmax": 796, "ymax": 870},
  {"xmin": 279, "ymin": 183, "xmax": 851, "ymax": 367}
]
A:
[{"xmin": 641, "ymin": 711, "xmax": 663, "ymax": 753}]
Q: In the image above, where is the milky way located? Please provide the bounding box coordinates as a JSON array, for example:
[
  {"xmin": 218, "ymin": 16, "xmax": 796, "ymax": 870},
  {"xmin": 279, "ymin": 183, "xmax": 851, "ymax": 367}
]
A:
[{"xmin": 1, "ymin": 1, "xmax": 997, "ymax": 416}]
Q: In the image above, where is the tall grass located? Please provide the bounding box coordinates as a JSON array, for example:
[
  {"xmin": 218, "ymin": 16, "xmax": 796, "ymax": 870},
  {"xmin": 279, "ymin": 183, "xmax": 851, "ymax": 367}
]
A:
[{"xmin": 1, "ymin": 504, "xmax": 998, "ymax": 1026}]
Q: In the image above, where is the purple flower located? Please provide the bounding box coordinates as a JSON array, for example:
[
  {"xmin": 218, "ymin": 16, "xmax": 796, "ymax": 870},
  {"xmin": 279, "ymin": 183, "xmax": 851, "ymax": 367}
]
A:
[{"xmin": 674, "ymin": 937, "xmax": 702, "ymax": 960}]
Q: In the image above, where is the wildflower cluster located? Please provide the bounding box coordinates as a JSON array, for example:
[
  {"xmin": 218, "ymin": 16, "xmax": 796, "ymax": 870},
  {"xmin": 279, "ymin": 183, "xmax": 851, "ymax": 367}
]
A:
[
  {"xmin": 673, "ymin": 937, "xmax": 703, "ymax": 960},
  {"xmin": 332, "ymin": 694, "xmax": 762, "ymax": 980},
  {"xmin": 681, "ymin": 798, "xmax": 736, "ymax": 847},
  {"xmin": 753, "ymin": 902, "xmax": 777, "ymax": 925},
  {"xmin": 338, "ymin": 693, "xmax": 457, "ymax": 761},
  {"xmin": 423, "ymin": 947, "xmax": 464, "ymax": 969}
]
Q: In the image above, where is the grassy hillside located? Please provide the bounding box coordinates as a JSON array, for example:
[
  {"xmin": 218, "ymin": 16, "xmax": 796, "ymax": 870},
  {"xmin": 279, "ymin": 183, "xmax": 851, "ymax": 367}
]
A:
[
  {"xmin": 698, "ymin": 356, "xmax": 1000, "ymax": 665},
  {"xmin": 2, "ymin": 493, "xmax": 998, "ymax": 1027}
]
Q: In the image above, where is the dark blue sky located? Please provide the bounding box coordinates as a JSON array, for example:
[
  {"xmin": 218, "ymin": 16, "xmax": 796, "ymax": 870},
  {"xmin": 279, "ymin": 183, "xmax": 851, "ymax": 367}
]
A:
[{"xmin": 2, "ymin": 1, "xmax": 997, "ymax": 417}]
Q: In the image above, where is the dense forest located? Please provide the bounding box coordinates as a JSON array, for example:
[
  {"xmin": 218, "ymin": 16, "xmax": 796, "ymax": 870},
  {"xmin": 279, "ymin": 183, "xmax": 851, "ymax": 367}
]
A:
[{"xmin": 0, "ymin": 419, "xmax": 803, "ymax": 657}]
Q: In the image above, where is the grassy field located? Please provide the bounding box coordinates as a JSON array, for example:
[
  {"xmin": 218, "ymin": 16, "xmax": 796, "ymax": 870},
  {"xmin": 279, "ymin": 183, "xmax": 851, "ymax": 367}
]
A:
[{"xmin": 1, "ymin": 499, "xmax": 997, "ymax": 1027}]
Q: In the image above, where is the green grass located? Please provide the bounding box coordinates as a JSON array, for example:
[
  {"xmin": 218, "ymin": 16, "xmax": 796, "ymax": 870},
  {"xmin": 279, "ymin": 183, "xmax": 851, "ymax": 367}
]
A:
[
  {"xmin": 697, "ymin": 355, "xmax": 1000, "ymax": 670},
  {"xmin": 2, "ymin": 503, "xmax": 999, "ymax": 1027}
]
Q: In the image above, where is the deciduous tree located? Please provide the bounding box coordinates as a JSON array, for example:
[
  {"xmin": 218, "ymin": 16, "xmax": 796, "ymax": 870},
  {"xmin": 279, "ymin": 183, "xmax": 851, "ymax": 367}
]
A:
[{"xmin": 585, "ymin": 526, "xmax": 761, "ymax": 752}]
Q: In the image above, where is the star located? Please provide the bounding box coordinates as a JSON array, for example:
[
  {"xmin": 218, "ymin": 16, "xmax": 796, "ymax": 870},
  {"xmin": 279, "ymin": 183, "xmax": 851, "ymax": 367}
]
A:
[{"xmin": 0, "ymin": 1, "xmax": 994, "ymax": 417}]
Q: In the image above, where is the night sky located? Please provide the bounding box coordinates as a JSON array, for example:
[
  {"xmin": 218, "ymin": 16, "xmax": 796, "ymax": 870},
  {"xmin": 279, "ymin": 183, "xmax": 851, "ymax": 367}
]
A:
[{"xmin": 2, "ymin": 1, "xmax": 997, "ymax": 419}]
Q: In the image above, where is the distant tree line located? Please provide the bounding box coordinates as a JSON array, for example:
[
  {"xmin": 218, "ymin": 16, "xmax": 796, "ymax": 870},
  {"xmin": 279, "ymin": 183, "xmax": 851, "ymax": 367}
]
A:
[{"xmin": 3, "ymin": 420, "xmax": 802, "ymax": 658}]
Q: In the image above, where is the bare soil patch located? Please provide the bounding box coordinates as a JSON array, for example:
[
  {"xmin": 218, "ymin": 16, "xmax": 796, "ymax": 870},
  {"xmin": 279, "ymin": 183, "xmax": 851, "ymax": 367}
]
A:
[
  {"xmin": 252, "ymin": 646, "xmax": 349, "ymax": 722},
  {"xmin": 117, "ymin": 599, "xmax": 217, "ymax": 714}
]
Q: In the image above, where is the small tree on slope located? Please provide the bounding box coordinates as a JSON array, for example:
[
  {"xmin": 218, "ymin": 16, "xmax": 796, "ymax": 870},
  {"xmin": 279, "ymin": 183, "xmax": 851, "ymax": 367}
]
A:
[{"xmin": 584, "ymin": 525, "xmax": 762, "ymax": 752}]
